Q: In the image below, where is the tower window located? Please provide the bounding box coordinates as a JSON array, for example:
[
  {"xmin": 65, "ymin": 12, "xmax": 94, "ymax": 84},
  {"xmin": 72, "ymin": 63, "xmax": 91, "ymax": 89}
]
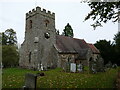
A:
[
  {"xmin": 44, "ymin": 32, "xmax": 50, "ymax": 39},
  {"xmin": 46, "ymin": 23, "xmax": 48, "ymax": 27},
  {"xmin": 29, "ymin": 20, "xmax": 32, "ymax": 29},
  {"xmin": 29, "ymin": 52, "xmax": 31, "ymax": 63},
  {"xmin": 44, "ymin": 20, "xmax": 49, "ymax": 27}
]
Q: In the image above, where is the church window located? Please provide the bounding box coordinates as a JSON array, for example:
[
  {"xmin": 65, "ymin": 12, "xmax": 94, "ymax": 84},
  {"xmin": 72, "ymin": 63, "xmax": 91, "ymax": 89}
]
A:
[
  {"xmin": 29, "ymin": 52, "xmax": 31, "ymax": 63},
  {"xmin": 46, "ymin": 23, "xmax": 48, "ymax": 27},
  {"xmin": 29, "ymin": 20, "xmax": 32, "ymax": 29},
  {"xmin": 68, "ymin": 57, "xmax": 71, "ymax": 62},
  {"xmin": 44, "ymin": 20, "xmax": 49, "ymax": 27},
  {"xmin": 44, "ymin": 32, "xmax": 50, "ymax": 39}
]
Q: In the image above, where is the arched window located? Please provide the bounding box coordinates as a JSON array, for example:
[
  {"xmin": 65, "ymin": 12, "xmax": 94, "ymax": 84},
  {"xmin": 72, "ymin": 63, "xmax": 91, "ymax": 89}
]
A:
[
  {"xmin": 44, "ymin": 20, "xmax": 49, "ymax": 27},
  {"xmin": 29, "ymin": 20, "xmax": 32, "ymax": 29}
]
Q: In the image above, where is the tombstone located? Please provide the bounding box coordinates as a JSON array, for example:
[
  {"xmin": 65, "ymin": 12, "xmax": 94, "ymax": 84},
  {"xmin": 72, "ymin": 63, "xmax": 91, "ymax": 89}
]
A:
[
  {"xmin": 66, "ymin": 62, "xmax": 70, "ymax": 72},
  {"xmin": 112, "ymin": 64, "xmax": 118, "ymax": 69},
  {"xmin": 70, "ymin": 63, "xmax": 76, "ymax": 72},
  {"xmin": 105, "ymin": 61, "xmax": 112, "ymax": 68},
  {"xmin": 77, "ymin": 64, "xmax": 83, "ymax": 72},
  {"xmin": 91, "ymin": 63, "xmax": 97, "ymax": 73},
  {"xmin": 40, "ymin": 64, "xmax": 44, "ymax": 71},
  {"xmin": 23, "ymin": 73, "xmax": 37, "ymax": 90},
  {"xmin": 96, "ymin": 57, "xmax": 105, "ymax": 72},
  {"xmin": 37, "ymin": 64, "xmax": 40, "ymax": 71}
]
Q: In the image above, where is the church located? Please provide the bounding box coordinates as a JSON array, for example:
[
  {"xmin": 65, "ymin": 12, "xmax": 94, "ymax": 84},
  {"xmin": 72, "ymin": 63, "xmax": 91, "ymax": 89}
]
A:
[{"xmin": 19, "ymin": 6, "xmax": 103, "ymax": 72}]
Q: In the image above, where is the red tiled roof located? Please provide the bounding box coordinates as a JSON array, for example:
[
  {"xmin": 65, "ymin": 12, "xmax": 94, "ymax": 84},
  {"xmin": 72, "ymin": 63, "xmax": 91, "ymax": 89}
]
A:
[
  {"xmin": 88, "ymin": 43, "xmax": 100, "ymax": 54},
  {"xmin": 55, "ymin": 35, "xmax": 90, "ymax": 54}
]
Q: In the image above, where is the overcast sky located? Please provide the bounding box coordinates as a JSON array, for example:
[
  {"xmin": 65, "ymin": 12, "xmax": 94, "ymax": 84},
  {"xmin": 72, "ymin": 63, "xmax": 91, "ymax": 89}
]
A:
[{"xmin": 0, "ymin": 0, "xmax": 118, "ymax": 45}]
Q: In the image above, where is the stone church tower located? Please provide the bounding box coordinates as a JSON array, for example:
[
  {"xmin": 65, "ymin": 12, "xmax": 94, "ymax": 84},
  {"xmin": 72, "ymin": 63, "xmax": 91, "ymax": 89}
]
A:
[{"xmin": 19, "ymin": 6, "xmax": 58, "ymax": 70}]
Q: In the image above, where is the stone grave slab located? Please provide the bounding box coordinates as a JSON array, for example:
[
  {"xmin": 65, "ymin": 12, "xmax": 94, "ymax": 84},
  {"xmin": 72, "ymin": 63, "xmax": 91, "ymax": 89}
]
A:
[
  {"xmin": 70, "ymin": 63, "xmax": 76, "ymax": 72},
  {"xmin": 24, "ymin": 73, "xmax": 37, "ymax": 89}
]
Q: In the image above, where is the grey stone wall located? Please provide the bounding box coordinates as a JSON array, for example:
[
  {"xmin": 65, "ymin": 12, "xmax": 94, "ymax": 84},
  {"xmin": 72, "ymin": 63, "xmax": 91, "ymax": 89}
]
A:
[
  {"xmin": 19, "ymin": 6, "xmax": 102, "ymax": 71},
  {"xmin": 57, "ymin": 53, "xmax": 77, "ymax": 70},
  {"xmin": 57, "ymin": 53, "xmax": 90, "ymax": 71},
  {"xmin": 19, "ymin": 6, "xmax": 57, "ymax": 70}
]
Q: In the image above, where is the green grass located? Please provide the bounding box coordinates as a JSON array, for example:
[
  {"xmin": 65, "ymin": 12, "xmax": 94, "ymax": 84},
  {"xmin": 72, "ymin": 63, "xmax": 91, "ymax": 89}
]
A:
[{"xmin": 2, "ymin": 67, "xmax": 119, "ymax": 88}]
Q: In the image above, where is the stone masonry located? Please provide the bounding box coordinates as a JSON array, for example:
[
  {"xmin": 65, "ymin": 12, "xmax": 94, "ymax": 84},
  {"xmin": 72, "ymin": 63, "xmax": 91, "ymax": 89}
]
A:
[
  {"xmin": 19, "ymin": 6, "xmax": 102, "ymax": 71},
  {"xmin": 19, "ymin": 6, "xmax": 57, "ymax": 70}
]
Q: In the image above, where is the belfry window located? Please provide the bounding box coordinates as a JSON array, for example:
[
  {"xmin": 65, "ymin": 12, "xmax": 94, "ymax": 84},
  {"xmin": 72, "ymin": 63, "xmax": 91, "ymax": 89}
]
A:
[
  {"xmin": 44, "ymin": 20, "xmax": 49, "ymax": 27},
  {"xmin": 46, "ymin": 23, "xmax": 48, "ymax": 27},
  {"xmin": 29, "ymin": 20, "xmax": 32, "ymax": 29}
]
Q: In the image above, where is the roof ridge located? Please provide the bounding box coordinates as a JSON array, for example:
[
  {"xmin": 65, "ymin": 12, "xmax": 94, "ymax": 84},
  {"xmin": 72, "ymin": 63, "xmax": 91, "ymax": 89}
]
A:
[{"xmin": 57, "ymin": 35, "xmax": 84, "ymax": 41}]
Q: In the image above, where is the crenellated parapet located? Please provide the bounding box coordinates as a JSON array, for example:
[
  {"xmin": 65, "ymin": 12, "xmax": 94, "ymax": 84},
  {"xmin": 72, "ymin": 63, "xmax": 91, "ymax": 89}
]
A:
[{"xmin": 26, "ymin": 6, "xmax": 55, "ymax": 19}]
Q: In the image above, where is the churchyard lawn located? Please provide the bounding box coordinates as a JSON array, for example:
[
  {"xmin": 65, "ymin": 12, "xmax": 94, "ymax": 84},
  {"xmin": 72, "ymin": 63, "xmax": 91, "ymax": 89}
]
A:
[{"xmin": 2, "ymin": 67, "xmax": 119, "ymax": 88}]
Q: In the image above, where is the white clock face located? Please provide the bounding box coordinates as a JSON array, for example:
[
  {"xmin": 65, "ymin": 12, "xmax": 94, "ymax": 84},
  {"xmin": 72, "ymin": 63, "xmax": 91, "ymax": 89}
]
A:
[{"xmin": 44, "ymin": 32, "xmax": 50, "ymax": 39}]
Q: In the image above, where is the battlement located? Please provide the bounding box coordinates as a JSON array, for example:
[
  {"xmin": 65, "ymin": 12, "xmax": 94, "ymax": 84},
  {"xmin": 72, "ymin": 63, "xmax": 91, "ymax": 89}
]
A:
[{"xmin": 26, "ymin": 6, "xmax": 55, "ymax": 19}]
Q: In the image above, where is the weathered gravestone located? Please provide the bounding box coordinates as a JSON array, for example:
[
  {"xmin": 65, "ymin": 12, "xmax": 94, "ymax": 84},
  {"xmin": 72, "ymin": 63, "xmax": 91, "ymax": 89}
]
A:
[
  {"xmin": 104, "ymin": 61, "xmax": 113, "ymax": 71},
  {"xmin": 65, "ymin": 62, "xmax": 70, "ymax": 72},
  {"xmin": 105, "ymin": 61, "xmax": 112, "ymax": 68},
  {"xmin": 40, "ymin": 64, "xmax": 44, "ymax": 71},
  {"xmin": 96, "ymin": 57, "xmax": 105, "ymax": 72},
  {"xmin": 70, "ymin": 63, "xmax": 76, "ymax": 72},
  {"xmin": 77, "ymin": 64, "xmax": 83, "ymax": 72},
  {"xmin": 91, "ymin": 63, "xmax": 97, "ymax": 73},
  {"xmin": 112, "ymin": 64, "xmax": 118, "ymax": 69},
  {"xmin": 23, "ymin": 73, "xmax": 44, "ymax": 90},
  {"xmin": 23, "ymin": 73, "xmax": 37, "ymax": 90}
]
